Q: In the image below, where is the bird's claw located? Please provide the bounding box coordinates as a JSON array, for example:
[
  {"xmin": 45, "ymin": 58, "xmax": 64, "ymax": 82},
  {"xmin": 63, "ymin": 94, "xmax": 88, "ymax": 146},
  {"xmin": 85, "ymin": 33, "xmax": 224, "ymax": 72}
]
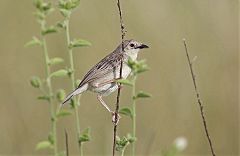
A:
[
  {"xmin": 117, "ymin": 84, "xmax": 122, "ymax": 89},
  {"xmin": 111, "ymin": 111, "xmax": 121, "ymax": 125}
]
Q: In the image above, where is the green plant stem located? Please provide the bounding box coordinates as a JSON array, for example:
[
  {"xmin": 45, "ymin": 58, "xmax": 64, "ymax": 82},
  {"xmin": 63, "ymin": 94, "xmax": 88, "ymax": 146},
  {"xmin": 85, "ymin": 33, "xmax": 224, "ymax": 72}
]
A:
[
  {"xmin": 65, "ymin": 18, "xmax": 83, "ymax": 155},
  {"xmin": 131, "ymin": 76, "xmax": 137, "ymax": 156},
  {"xmin": 41, "ymin": 23, "xmax": 58, "ymax": 156},
  {"xmin": 121, "ymin": 143, "xmax": 129, "ymax": 156},
  {"xmin": 80, "ymin": 143, "xmax": 83, "ymax": 156}
]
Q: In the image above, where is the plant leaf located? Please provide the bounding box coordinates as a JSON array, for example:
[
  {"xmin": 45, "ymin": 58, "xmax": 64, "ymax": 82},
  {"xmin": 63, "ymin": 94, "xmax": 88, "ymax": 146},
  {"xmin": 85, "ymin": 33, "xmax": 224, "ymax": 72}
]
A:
[
  {"xmin": 57, "ymin": 21, "xmax": 66, "ymax": 29},
  {"xmin": 127, "ymin": 133, "xmax": 137, "ymax": 143},
  {"xmin": 134, "ymin": 91, "xmax": 151, "ymax": 100},
  {"xmin": 79, "ymin": 127, "xmax": 91, "ymax": 143},
  {"xmin": 42, "ymin": 26, "xmax": 58, "ymax": 35},
  {"xmin": 41, "ymin": 2, "xmax": 53, "ymax": 12},
  {"xmin": 56, "ymin": 89, "xmax": 66, "ymax": 102},
  {"xmin": 75, "ymin": 79, "xmax": 81, "ymax": 87},
  {"xmin": 25, "ymin": 37, "xmax": 42, "ymax": 47},
  {"xmin": 30, "ymin": 76, "xmax": 41, "ymax": 88},
  {"xmin": 36, "ymin": 141, "xmax": 52, "ymax": 150},
  {"xmin": 57, "ymin": 151, "xmax": 66, "ymax": 156},
  {"xmin": 59, "ymin": 8, "xmax": 70, "ymax": 17},
  {"xmin": 119, "ymin": 107, "xmax": 133, "ymax": 119},
  {"xmin": 50, "ymin": 69, "xmax": 68, "ymax": 78},
  {"xmin": 69, "ymin": 39, "xmax": 91, "ymax": 48},
  {"xmin": 136, "ymin": 66, "xmax": 149, "ymax": 74},
  {"xmin": 116, "ymin": 79, "xmax": 133, "ymax": 86},
  {"xmin": 37, "ymin": 95, "xmax": 50, "ymax": 101},
  {"xmin": 115, "ymin": 136, "xmax": 129, "ymax": 152},
  {"xmin": 34, "ymin": 0, "xmax": 53, "ymax": 12},
  {"xmin": 56, "ymin": 110, "xmax": 72, "ymax": 118},
  {"xmin": 59, "ymin": 0, "xmax": 80, "ymax": 11},
  {"xmin": 48, "ymin": 57, "xmax": 64, "ymax": 65},
  {"xmin": 48, "ymin": 133, "xmax": 54, "ymax": 145},
  {"xmin": 127, "ymin": 59, "xmax": 149, "ymax": 75},
  {"xmin": 34, "ymin": 10, "xmax": 45, "ymax": 20}
]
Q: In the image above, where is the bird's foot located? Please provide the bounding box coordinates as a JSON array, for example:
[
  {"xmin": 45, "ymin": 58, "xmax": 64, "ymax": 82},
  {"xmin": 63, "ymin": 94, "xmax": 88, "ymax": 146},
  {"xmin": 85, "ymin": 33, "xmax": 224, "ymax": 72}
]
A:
[
  {"xmin": 111, "ymin": 111, "xmax": 121, "ymax": 125},
  {"xmin": 117, "ymin": 83, "xmax": 123, "ymax": 89}
]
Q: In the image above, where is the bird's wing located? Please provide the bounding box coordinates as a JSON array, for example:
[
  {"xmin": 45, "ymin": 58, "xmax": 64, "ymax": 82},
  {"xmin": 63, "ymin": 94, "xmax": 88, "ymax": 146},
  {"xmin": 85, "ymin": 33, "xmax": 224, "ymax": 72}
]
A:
[{"xmin": 78, "ymin": 52, "xmax": 123, "ymax": 88}]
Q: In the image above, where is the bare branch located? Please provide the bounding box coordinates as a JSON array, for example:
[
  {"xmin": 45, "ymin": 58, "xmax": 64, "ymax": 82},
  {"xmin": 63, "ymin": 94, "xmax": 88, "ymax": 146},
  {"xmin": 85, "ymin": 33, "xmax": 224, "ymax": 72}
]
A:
[
  {"xmin": 183, "ymin": 39, "xmax": 216, "ymax": 156},
  {"xmin": 113, "ymin": 0, "xmax": 126, "ymax": 156}
]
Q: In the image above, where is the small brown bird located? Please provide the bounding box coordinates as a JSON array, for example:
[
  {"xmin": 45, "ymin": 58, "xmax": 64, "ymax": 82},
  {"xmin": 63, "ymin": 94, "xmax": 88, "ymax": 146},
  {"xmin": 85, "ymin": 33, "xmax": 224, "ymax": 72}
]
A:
[{"xmin": 62, "ymin": 39, "xmax": 149, "ymax": 121}]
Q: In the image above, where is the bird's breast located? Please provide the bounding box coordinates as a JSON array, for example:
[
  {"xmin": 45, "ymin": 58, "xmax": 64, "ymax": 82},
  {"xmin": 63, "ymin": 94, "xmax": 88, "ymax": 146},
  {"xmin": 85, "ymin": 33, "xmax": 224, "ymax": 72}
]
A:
[{"xmin": 121, "ymin": 63, "xmax": 132, "ymax": 79}]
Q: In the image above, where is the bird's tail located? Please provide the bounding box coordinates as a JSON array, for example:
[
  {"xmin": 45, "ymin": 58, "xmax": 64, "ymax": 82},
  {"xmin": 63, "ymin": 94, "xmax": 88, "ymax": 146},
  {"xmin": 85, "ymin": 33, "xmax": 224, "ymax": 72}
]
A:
[{"xmin": 61, "ymin": 83, "xmax": 88, "ymax": 105}]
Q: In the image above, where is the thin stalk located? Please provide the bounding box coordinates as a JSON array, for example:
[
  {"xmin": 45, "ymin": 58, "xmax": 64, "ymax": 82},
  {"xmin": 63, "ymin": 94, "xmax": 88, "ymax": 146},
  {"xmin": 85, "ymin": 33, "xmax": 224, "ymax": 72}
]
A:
[
  {"xmin": 41, "ymin": 23, "xmax": 58, "ymax": 156},
  {"xmin": 65, "ymin": 18, "xmax": 83, "ymax": 155},
  {"xmin": 121, "ymin": 142, "xmax": 129, "ymax": 156},
  {"xmin": 131, "ymin": 76, "xmax": 137, "ymax": 156},
  {"xmin": 183, "ymin": 39, "xmax": 216, "ymax": 156},
  {"xmin": 113, "ymin": 0, "xmax": 125, "ymax": 155},
  {"xmin": 65, "ymin": 129, "xmax": 69, "ymax": 156},
  {"xmin": 80, "ymin": 144, "xmax": 83, "ymax": 156}
]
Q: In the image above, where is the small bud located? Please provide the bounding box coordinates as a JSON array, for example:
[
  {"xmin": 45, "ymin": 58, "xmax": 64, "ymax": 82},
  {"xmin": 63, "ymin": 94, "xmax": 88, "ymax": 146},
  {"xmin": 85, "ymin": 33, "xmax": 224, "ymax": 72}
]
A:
[
  {"xmin": 75, "ymin": 79, "xmax": 81, "ymax": 87},
  {"xmin": 30, "ymin": 76, "xmax": 41, "ymax": 88},
  {"xmin": 56, "ymin": 89, "xmax": 66, "ymax": 102}
]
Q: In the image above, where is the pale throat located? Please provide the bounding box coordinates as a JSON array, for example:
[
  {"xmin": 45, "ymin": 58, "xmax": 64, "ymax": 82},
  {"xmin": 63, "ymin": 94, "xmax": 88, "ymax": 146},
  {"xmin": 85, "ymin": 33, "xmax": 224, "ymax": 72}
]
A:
[{"xmin": 125, "ymin": 49, "xmax": 139, "ymax": 61}]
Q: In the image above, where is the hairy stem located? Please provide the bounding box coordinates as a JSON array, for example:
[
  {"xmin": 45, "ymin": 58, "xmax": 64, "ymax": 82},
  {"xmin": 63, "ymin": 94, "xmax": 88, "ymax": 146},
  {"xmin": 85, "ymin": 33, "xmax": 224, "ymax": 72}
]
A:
[
  {"xmin": 65, "ymin": 18, "xmax": 82, "ymax": 155},
  {"xmin": 183, "ymin": 39, "xmax": 216, "ymax": 156},
  {"xmin": 131, "ymin": 76, "xmax": 137, "ymax": 156},
  {"xmin": 121, "ymin": 142, "xmax": 129, "ymax": 156},
  {"xmin": 65, "ymin": 129, "xmax": 69, "ymax": 156},
  {"xmin": 41, "ymin": 23, "xmax": 58, "ymax": 156}
]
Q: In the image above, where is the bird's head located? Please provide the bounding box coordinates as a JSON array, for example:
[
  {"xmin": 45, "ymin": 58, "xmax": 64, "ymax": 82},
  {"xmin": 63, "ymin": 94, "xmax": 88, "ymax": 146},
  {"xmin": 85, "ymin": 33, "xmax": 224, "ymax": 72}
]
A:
[
  {"xmin": 123, "ymin": 39, "xmax": 149, "ymax": 51},
  {"xmin": 117, "ymin": 39, "xmax": 149, "ymax": 60}
]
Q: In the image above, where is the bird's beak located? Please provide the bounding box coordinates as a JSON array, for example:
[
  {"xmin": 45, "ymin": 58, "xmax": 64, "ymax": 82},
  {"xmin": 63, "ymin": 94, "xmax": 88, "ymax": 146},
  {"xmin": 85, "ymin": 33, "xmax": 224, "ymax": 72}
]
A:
[{"xmin": 137, "ymin": 44, "xmax": 149, "ymax": 49}]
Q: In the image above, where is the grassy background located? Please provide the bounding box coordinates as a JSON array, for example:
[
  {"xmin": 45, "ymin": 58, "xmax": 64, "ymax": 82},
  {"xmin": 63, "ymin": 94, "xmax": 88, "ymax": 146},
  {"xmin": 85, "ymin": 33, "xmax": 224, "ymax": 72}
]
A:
[{"xmin": 0, "ymin": 0, "xmax": 238, "ymax": 155}]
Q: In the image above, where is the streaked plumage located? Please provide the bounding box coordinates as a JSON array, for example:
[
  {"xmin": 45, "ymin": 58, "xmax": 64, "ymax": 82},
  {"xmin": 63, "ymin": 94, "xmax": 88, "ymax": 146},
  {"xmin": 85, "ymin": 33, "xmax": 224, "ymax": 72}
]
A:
[{"xmin": 62, "ymin": 39, "xmax": 149, "ymax": 118}]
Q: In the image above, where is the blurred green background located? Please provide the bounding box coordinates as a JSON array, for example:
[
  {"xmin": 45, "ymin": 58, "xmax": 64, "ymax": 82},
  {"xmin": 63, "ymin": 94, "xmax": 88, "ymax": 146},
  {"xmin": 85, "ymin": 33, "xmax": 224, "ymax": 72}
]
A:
[{"xmin": 0, "ymin": 0, "xmax": 238, "ymax": 155}]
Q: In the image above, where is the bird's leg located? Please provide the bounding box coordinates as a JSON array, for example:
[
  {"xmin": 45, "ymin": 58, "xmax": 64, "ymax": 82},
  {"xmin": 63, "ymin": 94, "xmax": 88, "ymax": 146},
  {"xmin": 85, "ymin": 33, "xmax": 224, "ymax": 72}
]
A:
[
  {"xmin": 94, "ymin": 78, "xmax": 122, "ymax": 88},
  {"xmin": 97, "ymin": 95, "xmax": 120, "ymax": 124},
  {"xmin": 97, "ymin": 95, "xmax": 111, "ymax": 112}
]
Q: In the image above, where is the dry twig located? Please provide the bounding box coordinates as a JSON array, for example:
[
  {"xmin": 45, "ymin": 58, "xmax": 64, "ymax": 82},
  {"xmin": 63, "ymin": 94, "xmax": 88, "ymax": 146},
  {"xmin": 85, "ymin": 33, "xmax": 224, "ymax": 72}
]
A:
[
  {"xmin": 113, "ymin": 0, "xmax": 126, "ymax": 156},
  {"xmin": 183, "ymin": 39, "xmax": 216, "ymax": 156}
]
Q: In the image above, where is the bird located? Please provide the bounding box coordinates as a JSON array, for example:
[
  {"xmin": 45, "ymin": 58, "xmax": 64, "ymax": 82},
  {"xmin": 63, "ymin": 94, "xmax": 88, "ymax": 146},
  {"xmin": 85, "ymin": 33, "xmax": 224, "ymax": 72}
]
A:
[{"xmin": 62, "ymin": 39, "xmax": 149, "ymax": 122}]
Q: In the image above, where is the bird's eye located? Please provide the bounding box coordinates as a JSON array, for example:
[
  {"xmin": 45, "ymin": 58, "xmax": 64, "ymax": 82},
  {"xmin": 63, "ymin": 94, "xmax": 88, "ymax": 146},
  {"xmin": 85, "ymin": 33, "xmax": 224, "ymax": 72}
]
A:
[{"xmin": 130, "ymin": 43, "xmax": 135, "ymax": 47}]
